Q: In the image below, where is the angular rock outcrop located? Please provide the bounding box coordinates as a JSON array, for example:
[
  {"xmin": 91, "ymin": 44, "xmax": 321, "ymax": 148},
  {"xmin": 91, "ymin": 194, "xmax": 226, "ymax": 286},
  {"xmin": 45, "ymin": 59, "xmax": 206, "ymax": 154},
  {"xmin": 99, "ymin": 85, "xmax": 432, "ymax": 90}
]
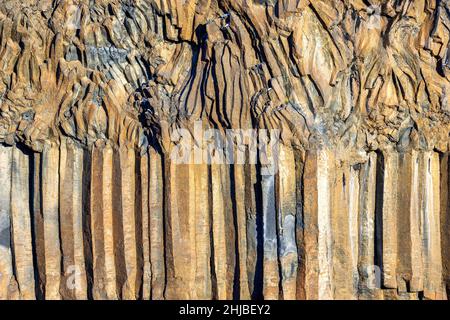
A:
[{"xmin": 0, "ymin": 0, "xmax": 449, "ymax": 300}]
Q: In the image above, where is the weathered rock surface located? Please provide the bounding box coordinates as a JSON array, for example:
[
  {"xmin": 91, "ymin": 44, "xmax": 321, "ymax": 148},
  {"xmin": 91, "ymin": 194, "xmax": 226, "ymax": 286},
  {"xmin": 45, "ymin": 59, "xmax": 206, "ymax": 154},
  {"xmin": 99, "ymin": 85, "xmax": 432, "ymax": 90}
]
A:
[{"xmin": 0, "ymin": 0, "xmax": 449, "ymax": 300}]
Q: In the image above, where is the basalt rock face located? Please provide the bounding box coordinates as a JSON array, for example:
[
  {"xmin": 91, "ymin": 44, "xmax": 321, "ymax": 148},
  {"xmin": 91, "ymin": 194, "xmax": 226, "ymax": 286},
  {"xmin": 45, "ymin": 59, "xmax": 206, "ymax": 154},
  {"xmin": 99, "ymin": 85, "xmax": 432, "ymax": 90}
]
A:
[{"xmin": 0, "ymin": 0, "xmax": 449, "ymax": 300}]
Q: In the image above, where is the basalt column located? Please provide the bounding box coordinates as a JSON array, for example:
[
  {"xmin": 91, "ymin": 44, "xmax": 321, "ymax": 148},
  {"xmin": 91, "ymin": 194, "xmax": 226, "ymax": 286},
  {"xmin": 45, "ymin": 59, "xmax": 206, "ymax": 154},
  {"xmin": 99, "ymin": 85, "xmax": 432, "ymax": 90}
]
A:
[{"xmin": 0, "ymin": 0, "xmax": 449, "ymax": 300}]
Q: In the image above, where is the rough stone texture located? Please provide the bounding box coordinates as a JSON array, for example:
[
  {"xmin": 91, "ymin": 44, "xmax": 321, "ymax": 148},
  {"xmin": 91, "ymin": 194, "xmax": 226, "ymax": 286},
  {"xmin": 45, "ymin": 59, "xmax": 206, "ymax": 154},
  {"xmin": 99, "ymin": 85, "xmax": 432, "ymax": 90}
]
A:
[{"xmin": 0, "ymin": 0, "xmax": 449, "ymax": 300}]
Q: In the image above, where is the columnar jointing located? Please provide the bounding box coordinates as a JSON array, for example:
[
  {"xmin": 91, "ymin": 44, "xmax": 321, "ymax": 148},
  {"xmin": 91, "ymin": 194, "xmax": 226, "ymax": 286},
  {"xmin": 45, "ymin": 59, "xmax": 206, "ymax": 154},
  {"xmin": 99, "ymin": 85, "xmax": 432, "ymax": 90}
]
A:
[
  {"xmin": 1, "ymin": 143, "xmax": 448, "ymax": 300},
  {"xmin": 0, "ymin": 0, "xmax": 449, "ymax": 300}
]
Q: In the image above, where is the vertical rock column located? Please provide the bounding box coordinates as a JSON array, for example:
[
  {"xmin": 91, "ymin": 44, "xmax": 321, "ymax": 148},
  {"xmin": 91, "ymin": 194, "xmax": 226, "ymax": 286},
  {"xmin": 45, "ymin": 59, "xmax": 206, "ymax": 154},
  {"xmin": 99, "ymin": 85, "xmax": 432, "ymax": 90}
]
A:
[
  {"xmin": 194, "ymin": 162, "xmax": 212, "ymax": 299},
  {"xmin": 302, "ymin": 151, "xmax": 319, "ymax": 299},
  {"xmin": 317, "ymin": 149, "xmax": 333, "ymax": 299},
  {"xmin": 211, "ymin": 163, "xmax": 235, "ymax": 299},
  {"xmin": 393, "ymin": 151, "xmax": 424, "ymax": 298},
  {"xmin": 421, "ymin": 152, "xmax": 445, "ymax": 299},
  {"xmin": 357, "ymin": 152, "xmax": 379, "ymax": 298},
  {"xmin": 277, "ymin": 145, "xmax": 298, "ymax": 299},
  {"xmin": 440, "ymin": 153, "xmax": 450, "ymax": 297},
  {"xmin": 395, "ymin": 152, "xmax": 415, "ymax": 298},
  {"xmin": 140, "ymin": 152, "xmax": 151, "ymax": 300},
  {"xmin": 103, "ymin": 143, "xmax": 118, "ymax": 299},
  {"xmin": 119, "ymin": 146, "xmax": 140, "ymax": 299},
  {"xmin": 347, "ymin": 163, "xmax": 360, "ymax": 298},
  {"xmin": 59, "ymin": 138, "xmax": 88, "ymax": 299},
  {"xmin": 331, "ymin": 159, "xmax": 354, "ymax": 299},
  {"xmin": 0, "ymin": 145, "xmax": 14, "ymax": 299},
  {"xmin": 41, "ymin": 142, "xmax": 61, "ymax": 299},
  {"xmin": 232, "ymin": 145, "xmax": 251, "ymax": 299},
  {"xmin": 381, "ymin": 151, "xmax": 399, "ymax": 290},
  {"xmin": 186, "ymin": 163, "xmax": 197, "ymax": 299},
  {"xmin": 165, "ymin": 160, "xmax": 193, "ymax": 299},
  {"xmin": 409, "ymin": 151, "xmax": 423, "ymax": 292},
  {"xmin": 90, "ymin": 141, "xmax": 117, "ymax": 299},
  {"xmin": 149, "ymin": 148, "xmax": 165, "ymax": 299},
  {"xmin": 31, "ymin": 152, "xmax": 45, "ymax": 299},
  {"xmin": 245, "ymin": 162, "xmax": 261, "ymax": 299},
  {"xmin": 11, "ymin": 146, "xmax": 35, "ymax": 299},
  {"xmin": 261, "ymin": 170, "xmax": 279, "ymax": 299}
]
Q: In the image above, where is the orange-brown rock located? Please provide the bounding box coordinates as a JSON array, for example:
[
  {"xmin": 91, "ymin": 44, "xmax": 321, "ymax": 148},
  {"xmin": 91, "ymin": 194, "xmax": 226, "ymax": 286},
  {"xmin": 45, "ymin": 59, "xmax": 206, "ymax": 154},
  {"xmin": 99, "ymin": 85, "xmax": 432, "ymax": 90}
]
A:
[{"xmin": 0, "ymin": 0, "xmax": 449, "ymax": 300}]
